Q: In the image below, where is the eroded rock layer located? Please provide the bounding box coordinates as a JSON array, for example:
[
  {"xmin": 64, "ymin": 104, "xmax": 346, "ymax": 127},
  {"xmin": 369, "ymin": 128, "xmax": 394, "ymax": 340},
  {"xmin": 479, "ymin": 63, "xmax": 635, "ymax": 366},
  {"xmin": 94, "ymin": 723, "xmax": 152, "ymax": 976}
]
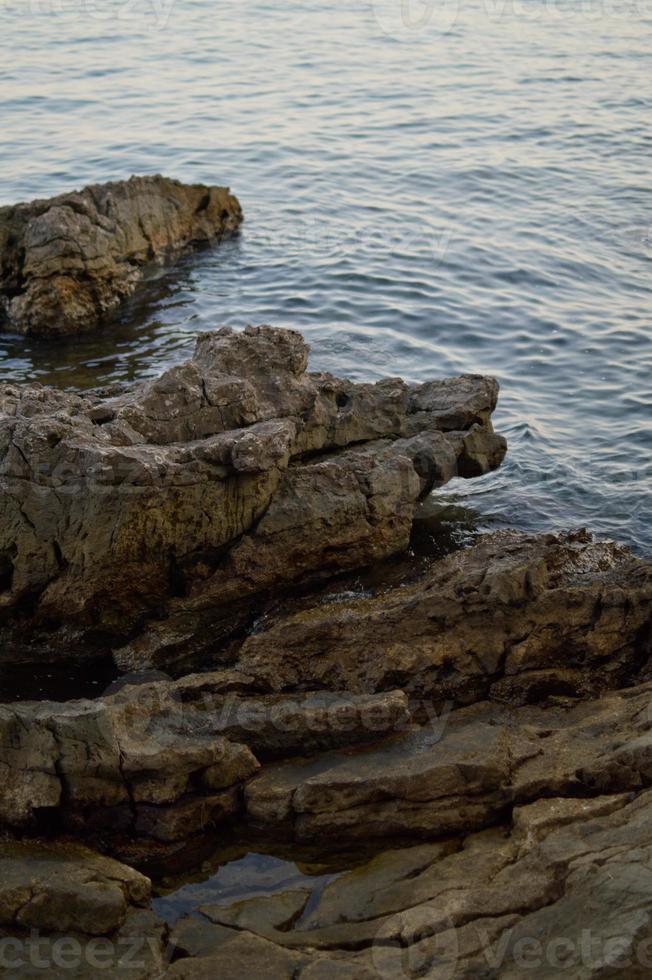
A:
[
  {"xmin": 5, "ymin": 680, "xmax": 652, "ymax": 977},
  {"xmin": 0, "ymin": 325, "xmax": 506, "ymax": 667},
  {"xmin": 236, "ymin": 528, "xmax": 652, "ymax": 705},
  {"xmin": 1, "ymin": 531, "xmax": 649, "ymax": 856},
  {"xmin": 0, "ymin": 175, "xmax": 242, "ymax": 337},
  {"xmin": 0, "ymin": 681, "xmax": 408, "ymax": 847},
  {"xmin": 0, "ymin": 528, "xmax": 650, "ymax": 976},
  {"xmin": 245, "ymin": 681, "xmax": 652, "ymax": 841}
]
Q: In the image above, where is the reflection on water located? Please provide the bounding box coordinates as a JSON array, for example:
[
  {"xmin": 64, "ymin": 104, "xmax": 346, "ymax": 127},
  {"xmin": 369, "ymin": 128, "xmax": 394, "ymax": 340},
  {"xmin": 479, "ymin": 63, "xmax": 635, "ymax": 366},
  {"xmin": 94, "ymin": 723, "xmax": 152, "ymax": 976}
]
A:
[
  {"xmin": 153, "ymin": 851, "xmax": 337, "ymax": 927},
  {"xmin": 0, "ymin": 0, "xmax": 650, "ymax": 552},
  {"xmin": 151, "ymin": 836, "xmax": 378, "ymax": 926}
]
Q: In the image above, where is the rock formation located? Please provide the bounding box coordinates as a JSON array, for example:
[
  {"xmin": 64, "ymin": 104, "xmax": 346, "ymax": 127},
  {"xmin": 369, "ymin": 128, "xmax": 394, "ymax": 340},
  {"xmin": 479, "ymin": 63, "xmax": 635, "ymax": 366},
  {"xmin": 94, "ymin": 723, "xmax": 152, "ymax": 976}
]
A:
[
  {"xmin": 0, "ymin": 682, "xmax": 408, "ymax": 856},
  {"xmin": 0, "ymin": 324, "xmax": 506, "ymax": 668},
  {"xmin": 235, "ymin": 528, "xmax": 652, "ymax": 705},
  {"xmin": 0, "ymin": 840, "xmax": 166, "ymax": 978},
  {"xmin": 245, "ymin": 680, "xmax": 652, "ymax": 841},
  {"xmin": 0, "ymin": 841, "xmax": 151, "ymax": 936},
  {"xmin": 169, "ymin": 786, "xmax": 652, "ymax": 979},
  {"xmin": 0, "ymin": 176, "xmax": 242, "ymax": 337},
  {"xmin": 0, "ymin": 530, "xmax": 649, "ymax": 862},
  {"xmin": 1, "ymin": 322, "xmax": 651, "ymax": 977},
  {"xmin": 5, "ymin": 674, "xmax": 652, "ymax": 976}
]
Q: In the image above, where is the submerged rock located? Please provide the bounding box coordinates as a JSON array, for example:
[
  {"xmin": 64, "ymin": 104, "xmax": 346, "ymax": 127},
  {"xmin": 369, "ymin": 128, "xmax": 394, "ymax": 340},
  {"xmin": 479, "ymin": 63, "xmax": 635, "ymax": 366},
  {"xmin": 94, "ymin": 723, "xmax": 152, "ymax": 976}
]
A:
[
  {"xmin": 0, "ymin": 175, "xmax": 242, "ymax": 337},
  {"xmin": 0, "ymin": 325, "xmax": 506, "ymax": 667}
]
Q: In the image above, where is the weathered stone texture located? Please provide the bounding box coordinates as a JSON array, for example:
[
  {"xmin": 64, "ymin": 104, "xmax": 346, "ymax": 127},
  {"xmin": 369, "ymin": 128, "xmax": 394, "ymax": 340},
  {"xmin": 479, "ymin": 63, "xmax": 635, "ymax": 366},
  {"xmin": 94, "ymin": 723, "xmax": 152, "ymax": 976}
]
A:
[{"xmin": 0, "ymin": 175, "xmax": 242, "ymax": 336}]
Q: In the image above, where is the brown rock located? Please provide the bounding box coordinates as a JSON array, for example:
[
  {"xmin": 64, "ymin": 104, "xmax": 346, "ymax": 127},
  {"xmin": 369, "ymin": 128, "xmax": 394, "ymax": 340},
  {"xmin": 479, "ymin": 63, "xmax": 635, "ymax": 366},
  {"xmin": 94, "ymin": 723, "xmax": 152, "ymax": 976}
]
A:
[
  {"xmin": 172, "ymin": 788, "xmax": 652, "ymax": 978},
  {"xmin": 165, "ymin": 932, "xmax": 304, "ymax": 980},
  {"xmin": 0, "ymin": 325, "xmax": 505, "ymax": 668},
  {"xmin": 0, "ymin": 674, "xmax": 406, "ymax": 845},
  {"xmin": 0, "ymin": 908, "xmax": 167, "ymax": 979},
  {"xmin": 0, "ymin": 175, "xmax": 242, "ymax": 337},
  {"xmin": 245, "ymin": 681, "xmax": 652, "ymax": 841},
  {"xmin": 0, "ymin": 685, "xmax": 258, "ymax": 831},
  {"xmin": 236, "ymin": 529, "xmax": 652, "ymax": 706},
  {"xmin": 0, "ymin": 840, "xmax": 150, "ymax": 936}
]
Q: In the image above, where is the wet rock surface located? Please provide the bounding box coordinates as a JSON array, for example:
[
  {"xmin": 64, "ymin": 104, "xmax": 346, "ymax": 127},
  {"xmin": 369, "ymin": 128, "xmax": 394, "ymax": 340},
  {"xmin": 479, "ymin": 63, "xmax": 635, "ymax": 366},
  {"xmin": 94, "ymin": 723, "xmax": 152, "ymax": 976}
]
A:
[
  {"xmin": 0, "ymin": 324, "xmax": 505, "ymax": 668},
  {"xmin": 0, "ymin": 175, "xmax": 242, "ymax": 337}
]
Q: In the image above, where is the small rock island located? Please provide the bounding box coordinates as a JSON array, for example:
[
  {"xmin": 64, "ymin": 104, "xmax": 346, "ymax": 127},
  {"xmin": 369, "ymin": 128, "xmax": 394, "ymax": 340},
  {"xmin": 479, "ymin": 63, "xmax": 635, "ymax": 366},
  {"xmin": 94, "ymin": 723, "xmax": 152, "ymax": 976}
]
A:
[{"xmin": 0, "ymin": 175, "xmax": 242, "ymax": 337}]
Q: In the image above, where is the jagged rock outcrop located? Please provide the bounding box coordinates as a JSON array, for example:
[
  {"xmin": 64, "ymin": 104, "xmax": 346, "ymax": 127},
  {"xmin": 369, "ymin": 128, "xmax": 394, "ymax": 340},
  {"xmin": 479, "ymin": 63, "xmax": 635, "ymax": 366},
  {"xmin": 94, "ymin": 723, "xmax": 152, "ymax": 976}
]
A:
[
  {"xmin": 0, "ymin": 675, "xmax": 409, "ymax": 856},
  {"xmin": 0, "ymin": 325, "xmax": 506, "ymax": 668},
  {"xmin": 2, "ymin": 318, "xmax": 650, "ymax": 974},
  {"xmin": 0, "ymin": 175, "xmax": 242, "ymax": 337},
  {"xmin": 0, "ymin": 680, "xmax": 259, "ymax": 842},
  {"xmin": 1, "ymin": 526, "xmax": 650, "ymax": 837},
  {"xmin": 0, "ymin": 522, "xmax": 650, "ymax": 974},
  {"xmin": 235, "ymin": 529, "xmax": 652, "ymax": 706},
  {"xmin": 1, "ymin": 527, "xmax": 650, "ymax": 862}
]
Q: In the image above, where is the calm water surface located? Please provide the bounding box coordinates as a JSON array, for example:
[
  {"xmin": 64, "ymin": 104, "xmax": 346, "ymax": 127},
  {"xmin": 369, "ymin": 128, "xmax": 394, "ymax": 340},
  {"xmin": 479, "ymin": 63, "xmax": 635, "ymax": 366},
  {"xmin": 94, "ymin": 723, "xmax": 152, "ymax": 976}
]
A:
[{"xmin": 0, "ymin": 0, "xmax": 650, "ymax": 550}]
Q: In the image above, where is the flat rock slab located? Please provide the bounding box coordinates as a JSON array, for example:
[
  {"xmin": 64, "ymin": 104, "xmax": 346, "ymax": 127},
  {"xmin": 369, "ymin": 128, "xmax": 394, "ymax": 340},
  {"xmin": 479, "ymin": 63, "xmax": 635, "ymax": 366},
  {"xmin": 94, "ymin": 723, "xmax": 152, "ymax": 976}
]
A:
[
  {"xmin": 245, "ymin": 681, "xmax": 652, "ymax": 841},
  {"xmin": 0, "ymin": 175, "xmax": 242, "ymax": 337}
]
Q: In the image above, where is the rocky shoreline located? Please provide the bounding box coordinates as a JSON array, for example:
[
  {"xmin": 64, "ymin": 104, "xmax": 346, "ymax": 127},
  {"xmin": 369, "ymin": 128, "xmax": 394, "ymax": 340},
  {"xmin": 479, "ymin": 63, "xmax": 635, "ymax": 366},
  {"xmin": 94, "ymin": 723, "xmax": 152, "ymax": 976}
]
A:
[{"xmin": 0, "ymin": 179, "xmax": 651, "ymax": 979}]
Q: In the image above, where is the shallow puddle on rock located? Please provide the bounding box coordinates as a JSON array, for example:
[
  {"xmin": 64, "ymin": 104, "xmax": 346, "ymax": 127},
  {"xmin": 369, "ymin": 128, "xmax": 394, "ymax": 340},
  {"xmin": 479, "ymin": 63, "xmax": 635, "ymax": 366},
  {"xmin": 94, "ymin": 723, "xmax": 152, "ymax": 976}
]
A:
[
  {"xmin": 151, "ymin": 841, "xmax": 368, "ymax": 927},
  {"xmin": 150, "ymin": 831, "xmax": 468, "ymax": 950}
]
